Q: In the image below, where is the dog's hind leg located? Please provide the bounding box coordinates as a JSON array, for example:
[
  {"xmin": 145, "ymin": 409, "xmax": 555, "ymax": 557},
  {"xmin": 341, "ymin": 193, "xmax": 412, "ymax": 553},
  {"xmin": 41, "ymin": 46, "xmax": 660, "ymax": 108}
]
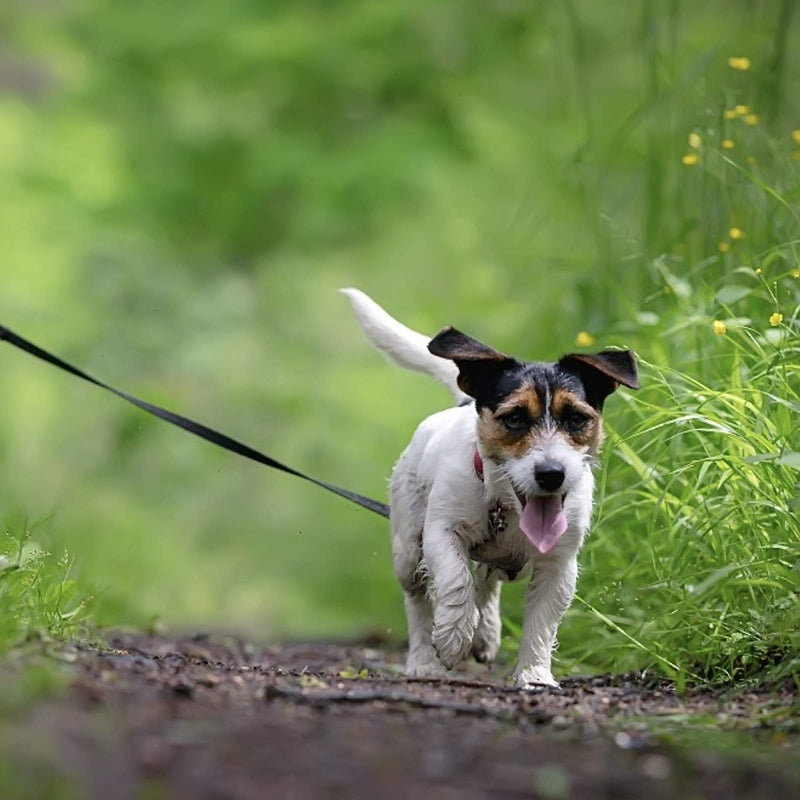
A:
[
  {"xmin": 390, "ymin": 457, "xmax": 442, "ymax": 676},
  {"xmin": 471, "ymin": 565, "xmax": 503, "ymax": 664},
  {"xmin": 403, "ymin": 589, "xmax": 444, "ymax": 677},
  {"xmin": 392, "ymin": 480, "xmax": 442, "ymax": 676}
]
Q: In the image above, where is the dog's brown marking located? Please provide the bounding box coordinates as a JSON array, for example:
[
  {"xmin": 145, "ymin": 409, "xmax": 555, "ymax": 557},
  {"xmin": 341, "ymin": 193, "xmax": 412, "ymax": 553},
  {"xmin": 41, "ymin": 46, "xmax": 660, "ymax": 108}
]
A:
[
  {"xmin": 478, "ymin": 383, "xmax": 545, "ymax": 460},
  {"xmin": 551, "ymin": 387, "xmax": 602, "ymax": 451},
  {"xmin": 496, "ymin": 384, "xmax": 543, "ymax": 421},
  {"xmin": 551, "ymin": 387, "xmax": 595, "ymax": 418}
]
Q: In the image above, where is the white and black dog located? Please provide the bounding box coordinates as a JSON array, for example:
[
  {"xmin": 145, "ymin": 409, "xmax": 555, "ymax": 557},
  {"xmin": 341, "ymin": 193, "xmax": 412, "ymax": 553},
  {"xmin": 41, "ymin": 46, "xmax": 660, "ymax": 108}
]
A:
[{"xmin": 342, "ymin": 289, "xmax": 639, "ymax": 688}]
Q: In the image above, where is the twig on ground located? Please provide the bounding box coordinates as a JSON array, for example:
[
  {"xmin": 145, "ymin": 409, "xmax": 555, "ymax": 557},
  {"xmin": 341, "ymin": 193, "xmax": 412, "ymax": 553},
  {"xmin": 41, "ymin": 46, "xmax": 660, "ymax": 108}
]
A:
[
  {"xmin": 264, "ymin": 681, "xmax": 552, "ymax": 722},
  {"xmin": 398, "ymin": 675, "xmax": 524, "ymax": 693}
]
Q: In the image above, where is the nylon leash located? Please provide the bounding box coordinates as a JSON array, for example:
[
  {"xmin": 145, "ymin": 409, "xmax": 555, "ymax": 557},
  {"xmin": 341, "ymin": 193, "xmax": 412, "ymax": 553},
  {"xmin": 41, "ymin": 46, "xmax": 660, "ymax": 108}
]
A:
[{"xmin": 0, "ymin": 323, "xmax": 390, "ymax": 519}]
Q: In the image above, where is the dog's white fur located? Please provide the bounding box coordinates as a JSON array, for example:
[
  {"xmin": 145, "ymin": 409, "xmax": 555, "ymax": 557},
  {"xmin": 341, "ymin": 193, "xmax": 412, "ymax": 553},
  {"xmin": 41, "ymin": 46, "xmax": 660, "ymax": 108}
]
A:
[{"xmin": 342, "ymin": 288, "xmax": 594, "ymax": 688}]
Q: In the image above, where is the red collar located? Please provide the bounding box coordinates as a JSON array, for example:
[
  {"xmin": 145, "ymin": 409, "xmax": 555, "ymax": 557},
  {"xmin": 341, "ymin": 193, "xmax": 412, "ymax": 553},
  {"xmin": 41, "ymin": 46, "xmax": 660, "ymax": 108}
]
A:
[{"xmin": 473, "ymin": 450, "xmax": 484, "ymax": 481}]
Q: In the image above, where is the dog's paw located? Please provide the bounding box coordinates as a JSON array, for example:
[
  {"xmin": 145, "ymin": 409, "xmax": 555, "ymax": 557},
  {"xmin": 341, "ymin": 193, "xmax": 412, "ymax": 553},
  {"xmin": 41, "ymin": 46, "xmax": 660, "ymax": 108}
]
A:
[
  {"xmin": 405, "ymin": 659, "xmax": 447, "ymax": 679},
  {"xmin": 432, "ymin": 605, "xmax": 478, "ymax": 669},
  {"xmin": 471, "ymin": 636, "xmax": 500, "ymax": 665},
  {"xmin": 432, "ymin": 630, "xmax": 472, "ymax": 669},
  {"xmin": 514, "ymin": 665, "xmax": 559, "ymax": 690},
  {"xmin": 471, "ymin": 613, "xmax": 502, "ymax": 664}
]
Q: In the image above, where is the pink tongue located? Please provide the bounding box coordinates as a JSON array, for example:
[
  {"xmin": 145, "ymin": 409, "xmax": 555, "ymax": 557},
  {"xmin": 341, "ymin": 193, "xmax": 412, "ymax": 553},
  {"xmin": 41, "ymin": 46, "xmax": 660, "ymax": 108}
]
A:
[{"xmin": 519, "ymin": 495, "xmax": 567, "ymax": 554}]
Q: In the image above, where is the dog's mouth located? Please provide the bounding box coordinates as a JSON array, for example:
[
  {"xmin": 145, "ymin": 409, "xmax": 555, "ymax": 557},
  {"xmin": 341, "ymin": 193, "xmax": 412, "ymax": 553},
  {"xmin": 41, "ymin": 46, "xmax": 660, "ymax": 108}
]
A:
[{"xmin": 512, "ymin": 487, "xmax": 568, "ymax": 555}]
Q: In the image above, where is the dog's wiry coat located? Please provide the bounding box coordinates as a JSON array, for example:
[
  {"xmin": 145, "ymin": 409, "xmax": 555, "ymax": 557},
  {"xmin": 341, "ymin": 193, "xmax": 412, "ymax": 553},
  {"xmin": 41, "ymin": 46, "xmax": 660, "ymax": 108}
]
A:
[{"xmin": 342, "ymin": 288, "xmax": 639, "ymax": 687}]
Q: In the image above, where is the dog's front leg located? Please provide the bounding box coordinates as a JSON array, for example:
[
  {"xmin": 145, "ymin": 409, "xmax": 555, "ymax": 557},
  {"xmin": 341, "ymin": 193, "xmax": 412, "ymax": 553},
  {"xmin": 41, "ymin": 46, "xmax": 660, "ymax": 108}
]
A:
[
  {"xmin": 514, "ymin": 555, "xmax": 578, "ymax": 689},
  {"xmin": 423, "ymin": 518, "xmax": 478, "ymax": 669}
]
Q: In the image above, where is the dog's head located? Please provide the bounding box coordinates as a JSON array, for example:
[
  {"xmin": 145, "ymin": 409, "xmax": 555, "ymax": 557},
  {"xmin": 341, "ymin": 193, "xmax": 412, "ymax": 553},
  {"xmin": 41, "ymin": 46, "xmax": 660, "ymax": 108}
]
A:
[{"xmin": 428, "ymin": 326, "xmax": 639, "ymax": 553}]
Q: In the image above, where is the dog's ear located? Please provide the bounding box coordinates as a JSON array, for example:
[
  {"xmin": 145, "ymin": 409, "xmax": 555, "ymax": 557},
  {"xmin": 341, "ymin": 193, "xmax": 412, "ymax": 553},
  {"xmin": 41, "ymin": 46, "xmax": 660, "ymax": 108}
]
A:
[
  {"xmin": 559, "ymin": 349, "xmax": 639, "ymax": 410},
  {"xmin": 428, "ymin": 326, "xmax": 517, "ymax": 402}
]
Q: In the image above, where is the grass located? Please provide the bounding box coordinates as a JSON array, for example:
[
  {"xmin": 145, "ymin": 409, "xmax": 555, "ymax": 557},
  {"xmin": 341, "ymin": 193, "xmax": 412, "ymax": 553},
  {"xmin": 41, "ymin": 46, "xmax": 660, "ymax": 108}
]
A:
[
  {"xmin": 0, "ymin": 525, "xmax": 93, "ymax": 657},
  {"xmin": 562, "ymin": 324, "xmax": 800, "ymax": 685},
  {"xmin": 0, "ymin": 524, "xmax": 91, "ymax": 800},
  {"xmin": 0, "ymin": 526, "xmax": 90, "ymax": 800},
  {"xmin": 538, "ymin": 73, "xmax": 800, "ymax": 686}
]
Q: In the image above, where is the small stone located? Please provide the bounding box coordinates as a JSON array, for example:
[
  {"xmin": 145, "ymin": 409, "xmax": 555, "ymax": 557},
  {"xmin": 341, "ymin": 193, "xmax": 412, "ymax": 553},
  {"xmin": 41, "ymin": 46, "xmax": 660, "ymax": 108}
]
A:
[{"xmin": 171, "ymin": 677, "xmax": 194, "ymax": 698}]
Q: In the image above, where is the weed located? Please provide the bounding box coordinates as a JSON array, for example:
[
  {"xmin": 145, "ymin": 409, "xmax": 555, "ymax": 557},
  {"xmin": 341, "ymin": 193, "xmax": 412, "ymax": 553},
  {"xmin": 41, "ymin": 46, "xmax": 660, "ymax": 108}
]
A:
[{"xmin": 0, "ymin": 525, "xmax": 93, "ymax": 655}]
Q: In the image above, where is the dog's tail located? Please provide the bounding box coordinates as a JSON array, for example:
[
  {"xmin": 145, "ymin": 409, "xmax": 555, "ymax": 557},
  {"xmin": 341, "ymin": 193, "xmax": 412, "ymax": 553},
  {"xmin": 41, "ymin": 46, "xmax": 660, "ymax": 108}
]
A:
[{"xmin": 340, "ymin": 287, "xmax": 469, "ymax": 405}]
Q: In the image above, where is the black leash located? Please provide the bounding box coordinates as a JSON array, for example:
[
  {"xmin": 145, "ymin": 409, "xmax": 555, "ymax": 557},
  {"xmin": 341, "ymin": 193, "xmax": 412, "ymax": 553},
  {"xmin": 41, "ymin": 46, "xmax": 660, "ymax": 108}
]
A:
[{"xmin": 0, "ymin": 323, "xmax": 390, "ymax": 519}]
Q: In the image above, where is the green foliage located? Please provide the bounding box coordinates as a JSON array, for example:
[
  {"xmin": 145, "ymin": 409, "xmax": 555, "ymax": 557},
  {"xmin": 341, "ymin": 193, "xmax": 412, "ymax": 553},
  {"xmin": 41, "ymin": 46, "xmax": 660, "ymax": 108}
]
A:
[
  {"xmin": 551, "ymin": 64, "xmax": 800, "ymax": 683},
  {"xmin": 570, "ymin": 319, "xmax": 800, "ymax": 684},
  {"xmin": 0, "ymin": 527, "xmax": 93, "ymax": 654},
  {"xmin": 0, "ymin": 0, "xmax": 798, "ymax": 684}
]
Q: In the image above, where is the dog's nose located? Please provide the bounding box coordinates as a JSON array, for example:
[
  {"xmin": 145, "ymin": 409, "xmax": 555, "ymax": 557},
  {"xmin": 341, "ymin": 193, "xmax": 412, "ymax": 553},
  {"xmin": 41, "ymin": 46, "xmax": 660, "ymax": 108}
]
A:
[{"xmin": 535, "ymin": 464, "xmax": 565, "ymax": 492}]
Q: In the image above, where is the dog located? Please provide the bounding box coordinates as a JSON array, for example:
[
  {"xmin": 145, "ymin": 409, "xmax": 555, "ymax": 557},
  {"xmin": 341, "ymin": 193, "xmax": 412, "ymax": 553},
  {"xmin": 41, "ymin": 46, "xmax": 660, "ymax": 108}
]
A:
[{"xmin": 342, "ymin": 288, "xmax": 639, "ymax": 687}]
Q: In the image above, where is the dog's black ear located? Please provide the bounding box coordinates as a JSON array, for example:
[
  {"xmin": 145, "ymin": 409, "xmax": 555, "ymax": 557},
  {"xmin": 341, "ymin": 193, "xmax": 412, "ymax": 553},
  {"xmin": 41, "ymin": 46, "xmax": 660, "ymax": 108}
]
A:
[
  {"xmin": 428, "ymin": 326, "xmax": 517, "ymax": 402},
  {"xmin": 559, "ymin": 349, "xmax": 640, "ymax": 410}
]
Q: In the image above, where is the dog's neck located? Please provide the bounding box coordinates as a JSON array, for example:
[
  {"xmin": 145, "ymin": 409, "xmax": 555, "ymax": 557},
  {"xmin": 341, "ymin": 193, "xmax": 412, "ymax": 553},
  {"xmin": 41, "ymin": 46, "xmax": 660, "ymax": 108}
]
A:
[{"xmin": 475, "ymin": 449, "xmax": 519, "ymax": 514}]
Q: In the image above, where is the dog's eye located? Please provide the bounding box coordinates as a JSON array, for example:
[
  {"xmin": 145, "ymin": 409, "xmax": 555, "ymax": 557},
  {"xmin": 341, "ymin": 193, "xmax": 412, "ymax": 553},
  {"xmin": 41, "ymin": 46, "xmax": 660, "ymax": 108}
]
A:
[
  {"xmin": 563, "ymin": 410, "xmax": 590, "ymax": 429},
  {"xmin": 500, "ymin": 410, "xmax": 529, "ymax": 432}
]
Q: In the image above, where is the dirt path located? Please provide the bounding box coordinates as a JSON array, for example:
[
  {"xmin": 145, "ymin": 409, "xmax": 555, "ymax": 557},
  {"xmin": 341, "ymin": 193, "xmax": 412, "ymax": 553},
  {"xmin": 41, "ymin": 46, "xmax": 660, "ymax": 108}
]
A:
[{"xmin": 5, "ymin": 632, "xmax": 800, "ymax": 799}]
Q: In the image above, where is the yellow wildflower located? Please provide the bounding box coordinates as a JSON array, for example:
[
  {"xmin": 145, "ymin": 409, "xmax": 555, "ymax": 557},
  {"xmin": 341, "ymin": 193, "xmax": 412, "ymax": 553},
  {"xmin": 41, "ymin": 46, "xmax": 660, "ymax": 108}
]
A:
[
  {"xmin": 718, "ymin": 242, "xmax": 730, "ymax": 253},
  {"xmin": 722, "ymin": 139, "xmax": 735, "ymax": 149},
  {"xmin": 792, "ymin": 130, "xmax": 800, "ymax": 144},
  {"xmin": 744, "ymin": 114, "xmax": 759, "ymax": 126},
  {"xmin": 735, "ymin": 105, "xmax": 749, "ymax": 116},
  {"xmin": 713, "ymin": 320, "xmax": 727, "ymax": 336},
  {"xmin": 729, "ymin": 227, "xmax": 744, "ymax": 240},
  {"xmin": 724, "ymin": 109, "xmax": 738, "ymax": 120},
  {"xmin": 791, "ymin": 269, "xmax": 800, "ymax": 278},
  {"xmin": 728, "ymin": 57, "xmax": 751, "ymax": 71},
  {"xmin": 755, "ymin": 267, "xmax": 762, "ymax": 275},
  {"xmin": 769, "ymin": 312, "xmax": 783, "ymax": 326},
  {"xmin": 746, "ymin": 155, "xmax": 757, "ymax": 165},
  {"xmin": 682, "ymin": 153, "xmax": 700, "ymax": 166},
  {"xmin": 689, "ymin": 132, "xmax": 702, "ymax": 149},
  {"xmin": 793, "ymin": 151, "xmax": 800, "ymax": 162},
  {"xmin": 575, "ymin": 331, "xmax": 595, "ymax": 347}
]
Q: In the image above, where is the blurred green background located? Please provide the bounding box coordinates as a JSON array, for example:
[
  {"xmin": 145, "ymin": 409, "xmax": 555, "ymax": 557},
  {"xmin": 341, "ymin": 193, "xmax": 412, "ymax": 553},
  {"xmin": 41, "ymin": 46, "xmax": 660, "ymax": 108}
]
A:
[{"xmin": 1, "ymin": 1, "xmax": 799, "ymax": 673}]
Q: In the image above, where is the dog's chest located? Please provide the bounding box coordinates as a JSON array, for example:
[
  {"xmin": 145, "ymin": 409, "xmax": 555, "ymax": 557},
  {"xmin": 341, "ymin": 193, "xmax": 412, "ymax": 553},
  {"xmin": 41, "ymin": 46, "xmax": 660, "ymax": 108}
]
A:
[{"xmin": 466, "ymin": 500, "xmax": 528, "ymax": 579}]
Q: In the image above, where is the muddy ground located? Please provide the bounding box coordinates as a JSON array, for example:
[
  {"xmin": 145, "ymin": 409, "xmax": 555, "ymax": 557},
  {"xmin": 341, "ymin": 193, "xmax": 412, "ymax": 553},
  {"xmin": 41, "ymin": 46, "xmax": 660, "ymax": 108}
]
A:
[{"xmin": 4, "ymin": 632, "xmax": 800, "ymax": 799}]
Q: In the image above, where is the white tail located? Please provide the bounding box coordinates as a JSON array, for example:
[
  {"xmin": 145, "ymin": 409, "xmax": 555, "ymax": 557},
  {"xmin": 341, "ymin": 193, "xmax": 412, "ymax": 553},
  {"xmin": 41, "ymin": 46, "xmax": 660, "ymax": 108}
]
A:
[{"xmin": 340, "ymin": 288, "xmax": 469, "ymax": 404}]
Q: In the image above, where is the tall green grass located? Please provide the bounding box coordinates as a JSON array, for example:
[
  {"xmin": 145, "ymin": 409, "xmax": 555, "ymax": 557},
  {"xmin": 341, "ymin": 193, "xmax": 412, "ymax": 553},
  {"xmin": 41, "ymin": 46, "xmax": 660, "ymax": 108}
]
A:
[
  {"xmin": 567, "ymin": 330, "xmax": 800, "ymax": 684},
  {"xmin": 544, "ymin": 74, "xmax": 800, "ymax": 684}
]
